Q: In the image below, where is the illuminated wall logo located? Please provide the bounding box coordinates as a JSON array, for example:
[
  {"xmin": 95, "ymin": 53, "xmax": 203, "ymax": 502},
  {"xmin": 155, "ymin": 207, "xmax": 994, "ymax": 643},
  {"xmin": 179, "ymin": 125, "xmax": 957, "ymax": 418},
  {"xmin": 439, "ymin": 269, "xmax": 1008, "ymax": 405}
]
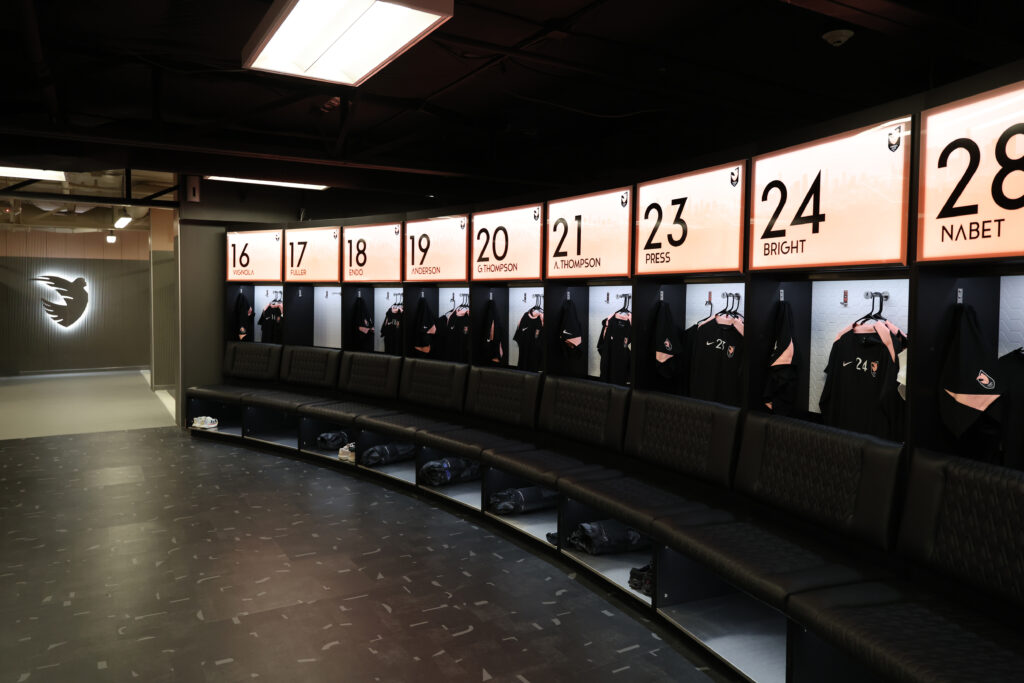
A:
[{"xmin": 33, "ymin": 275, "xmax": 89, "ymax": 328}]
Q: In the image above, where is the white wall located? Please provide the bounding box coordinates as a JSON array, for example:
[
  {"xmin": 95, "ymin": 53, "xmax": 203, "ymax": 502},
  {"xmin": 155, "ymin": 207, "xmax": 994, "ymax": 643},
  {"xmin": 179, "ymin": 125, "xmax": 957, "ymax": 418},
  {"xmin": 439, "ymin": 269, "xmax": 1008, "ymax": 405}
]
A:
[
  {"xmin": 683, "ymin": 282, "xmax": 745, "ymax": 327},
  {"xmin": 999, "ymin": 275, "xmax": 1024, "ymax": 356},
  {"xmin": 313, "ymin": 286, "xmax": 342, "ymax": 348}
]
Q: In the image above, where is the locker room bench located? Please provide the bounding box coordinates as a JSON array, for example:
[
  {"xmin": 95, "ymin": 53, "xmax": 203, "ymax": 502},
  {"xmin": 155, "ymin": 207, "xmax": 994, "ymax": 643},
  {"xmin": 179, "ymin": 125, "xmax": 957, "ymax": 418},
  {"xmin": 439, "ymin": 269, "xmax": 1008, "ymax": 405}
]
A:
[
  {"xmin": 186, "ymin": 342, "xmax": 284, "ymax": 436},
  {"xmin": 787, "ymin": 449, "xmax": 1024, "ymax": 682}
]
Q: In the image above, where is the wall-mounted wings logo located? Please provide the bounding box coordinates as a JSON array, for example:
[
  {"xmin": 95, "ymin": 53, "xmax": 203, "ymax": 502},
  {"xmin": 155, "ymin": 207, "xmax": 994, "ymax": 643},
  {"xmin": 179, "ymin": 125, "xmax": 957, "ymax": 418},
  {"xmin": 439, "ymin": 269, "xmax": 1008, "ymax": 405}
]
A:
[{"xmin": 33, "ymin": 275, "xmax": 88, "ymax": 327}]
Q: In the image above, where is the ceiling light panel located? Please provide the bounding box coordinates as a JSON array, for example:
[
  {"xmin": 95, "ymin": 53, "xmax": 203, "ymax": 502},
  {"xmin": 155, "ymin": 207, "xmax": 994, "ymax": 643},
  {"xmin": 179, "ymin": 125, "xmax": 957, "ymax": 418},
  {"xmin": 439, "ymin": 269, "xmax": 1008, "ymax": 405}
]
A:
[
  {"xmin": 0, "ymin": 166, "xmax": 67, "ymax": 182},
  {"xmin": 244, "ymin": 0, "xmax": 452, "ymax": 86},
  {"xmin": 205, "ymin": 176, "xmax": 328, "ymax": 191}
]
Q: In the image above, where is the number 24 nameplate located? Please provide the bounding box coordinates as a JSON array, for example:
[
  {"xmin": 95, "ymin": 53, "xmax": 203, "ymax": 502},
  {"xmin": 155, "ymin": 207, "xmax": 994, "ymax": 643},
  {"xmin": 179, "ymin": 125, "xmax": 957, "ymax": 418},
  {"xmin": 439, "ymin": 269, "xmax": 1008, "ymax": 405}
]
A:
[{"xmin": 750, "ymin": 119, "xmax": 911, "ymax": 270}]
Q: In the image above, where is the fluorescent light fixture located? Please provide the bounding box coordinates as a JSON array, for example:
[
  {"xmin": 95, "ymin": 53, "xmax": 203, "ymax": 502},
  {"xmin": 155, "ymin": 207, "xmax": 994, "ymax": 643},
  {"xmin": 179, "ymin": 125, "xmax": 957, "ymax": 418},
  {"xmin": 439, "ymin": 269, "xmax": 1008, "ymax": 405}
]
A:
[
  {"xmin": 114, "ymin": 216, "xmax": 133, "ymax": 229},
  {"xmin": 0, "ymin": 165, "xmax": 67, "ymax": 182},
  {"xmin": 106, "ymin": 230, "xmax": 117, "ymax": 244},
  {"xmin": 243, "ymin": 0, "xmax": 452, "ymax": 86},
  {"xmin": 205, "ymin": 175, "xmax": 329, "ymax": 191}
]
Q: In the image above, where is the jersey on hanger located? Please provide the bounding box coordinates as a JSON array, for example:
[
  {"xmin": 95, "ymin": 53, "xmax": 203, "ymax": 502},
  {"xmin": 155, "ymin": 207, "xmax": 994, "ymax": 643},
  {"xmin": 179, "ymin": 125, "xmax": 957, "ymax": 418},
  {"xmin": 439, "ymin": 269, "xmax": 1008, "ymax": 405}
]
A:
[
  {"xmin": 687, "ymin": 316, "xmax": 743, "ymax": 406},
  {"xmin": 598, "ymin": 311, "xmax": 631, "ymax": 385},
  {"xmin": 381, "ymin": 305, "xmax": 403, "ymax": 355},
  {"xmin": 513, "ymin": 309, "xmax": 544, "ymax": 371},
  {"xmin": 763, "ymin": 300, "xmax": 798, "ymax": 416},
  {"xmin": 351, "ymin": 296, "xmax": 374, "ymax": 352}
]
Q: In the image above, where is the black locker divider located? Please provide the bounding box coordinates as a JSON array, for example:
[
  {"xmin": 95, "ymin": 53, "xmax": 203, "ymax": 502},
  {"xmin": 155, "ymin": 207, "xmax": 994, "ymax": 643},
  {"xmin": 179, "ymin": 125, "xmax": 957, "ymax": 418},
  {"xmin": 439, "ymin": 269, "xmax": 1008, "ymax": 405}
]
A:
[
  {"xmin": 282, "ymin": 284, "xmax": 314, "ymax": 346},
  {"xmin": 342, "ymin": 285, "xmax": 376, "ymax": 353},
  {"xmin": 403, "ymin": 285, "xmax": 439, "ymax": 358},
  {"xmin": 745, "ymin": 278, "xmax": 812, "ymax": 418},
  {"xmin": 544, "ymin": 283, "xmax": 589, "ymax": 377},
  {"xmin": 470, "ymin": 285, "xmax": 509, "ymax": 367},
  {"xmin": 632, "ymin": 280, "xmax": 686, "ymax": 394},
  {"xmin": 224, "ymin": 283, "xmax": 255, "ymax": 343}
]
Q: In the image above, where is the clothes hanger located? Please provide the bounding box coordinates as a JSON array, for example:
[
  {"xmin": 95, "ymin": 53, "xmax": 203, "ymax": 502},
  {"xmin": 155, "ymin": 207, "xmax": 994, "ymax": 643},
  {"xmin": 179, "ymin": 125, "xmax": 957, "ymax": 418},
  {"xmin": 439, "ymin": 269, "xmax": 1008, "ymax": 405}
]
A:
[
  {"xmin": 854, "ymin": 292, "xmax": 879, "ymax": 326},
  {"xmin": 617, "ymin": 293, "xmax": 631, "ymax": 314}
]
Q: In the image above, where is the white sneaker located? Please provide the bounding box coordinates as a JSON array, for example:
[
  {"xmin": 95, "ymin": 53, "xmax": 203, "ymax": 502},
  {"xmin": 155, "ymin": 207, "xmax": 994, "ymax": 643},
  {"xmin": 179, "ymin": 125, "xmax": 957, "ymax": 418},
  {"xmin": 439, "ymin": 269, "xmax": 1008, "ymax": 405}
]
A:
[{"xmin": 191, "ymin": 416, "xmax": 219, "ymax": 430}]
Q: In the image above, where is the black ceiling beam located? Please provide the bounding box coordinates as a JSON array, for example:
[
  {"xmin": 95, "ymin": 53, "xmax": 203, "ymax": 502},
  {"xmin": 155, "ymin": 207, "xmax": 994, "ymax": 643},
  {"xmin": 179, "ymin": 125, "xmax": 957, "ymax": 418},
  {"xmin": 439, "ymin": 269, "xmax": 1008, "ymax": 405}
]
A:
[
  {"xmin": 142, "ymin": 185, "xmax": 178, "ymax": 201},
  {"xmin": 2, "ymin": 179, "xmax": 39, "ymax": 192}
]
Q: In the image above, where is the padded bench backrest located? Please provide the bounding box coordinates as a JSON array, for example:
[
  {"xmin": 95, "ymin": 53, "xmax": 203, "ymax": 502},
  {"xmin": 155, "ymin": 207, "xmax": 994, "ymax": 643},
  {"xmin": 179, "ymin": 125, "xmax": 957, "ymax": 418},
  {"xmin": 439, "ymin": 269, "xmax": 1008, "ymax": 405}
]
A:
[
  {"xmin": 898, "ymin": 450, "xmax": 1024, "ymax": 609},
  {"xmin": 399, "ymin": 358, "xmax": 468, "ymax": 412},
  {"xmin": 735, "ymin": 412, "xmax": 903, "ymax": 550},
  {"xmin": 338, "ymin": 352, "xmax": 402, "ymax": 400},
  {"xmin": 538, "ymin": 376, "xmax": 629, "ymax": 452},
  {"xmin": 280, "ymin": 346, "xmax": 341, "ymax": 388},
  {"xmin": 624, "ymin": 392, "xmax": 740, "ymax": 487},
  {"xmin": 465, "ymin": 366, "xmax": 541, "ymax": 429},
  {"xmin": 223, "ymin": 342, "xmax": 282, "ymax": 381}
]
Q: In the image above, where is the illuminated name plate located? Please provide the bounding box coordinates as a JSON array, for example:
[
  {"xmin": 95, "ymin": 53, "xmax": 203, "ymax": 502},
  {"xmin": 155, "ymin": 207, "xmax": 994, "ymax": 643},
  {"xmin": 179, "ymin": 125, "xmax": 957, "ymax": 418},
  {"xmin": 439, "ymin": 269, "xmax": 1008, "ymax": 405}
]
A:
[
  {"xmin": 227, "ymin": 229, "xmax": 282, "ymax": 281},
  {"xmin": 750, "ymin": 119, "xmax": 911, "ymax": 270},
  {"xmin": 404, "ymin": 216, "xmax": 469, "ymax": 282},
  {"xmin": 284, "ymin": 226, "xmax": 340, "ymax": 282},
  {"xmin": 471, "ymin": 204, "xmax": 543, "ymax": 281},
  {"xmin": 342, "ymin": 223, "xmax": 402, "ymax": 283},
  {"xmin": 919, "ymin": 80, "xmax": 1024, "ymax": 261},
  {"xmin": 546, "ymin": 187, "xmax": 631, "ymax": 278},
  {"xmin": 637, "ymin": 162, "xmax": 744, "ymax": 275}
]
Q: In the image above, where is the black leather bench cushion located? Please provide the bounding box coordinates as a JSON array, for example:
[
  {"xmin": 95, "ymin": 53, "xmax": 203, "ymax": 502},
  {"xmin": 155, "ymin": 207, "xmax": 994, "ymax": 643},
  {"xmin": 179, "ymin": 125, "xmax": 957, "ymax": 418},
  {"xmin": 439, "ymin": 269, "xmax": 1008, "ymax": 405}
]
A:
[
  {"xmin": 481, "ymin": 448, "xmax": 612, "ymax": 488},
  {"xmin": 537, "ymin": 376, "xmax": 629, "ymax": 452},
  {"xmin": 338, "ymin": 352, "xmax": 401, "ymax": 399},
  {"xmin": 557, "ymin": 474, "xmax": 699, "ymax": 532},
  {"xmin": 735, "ymin": 412, "xmax": 903, "ymax": 550},
  {"xmin": 417, "ymin": 427, "xmax": 534, "ymax": 460},
  {"xmin": 244, "ymin": 390, "xmax": 335, "ymax": 411},
  {"xmin": 298, "ymin": 401, "xmax": 398, "ymax": 424},
  {"xmin": 898, "ymin": 450, "xmax": 1024, "ymax": 610},
  {"xmin": 789, "ymin": 581, "xmax": 1024, "ymax": 682},
  {"xmin": 224, "ymin": 342, "xmax": 282, "ymax": 381},
  {"xmin": 465, "ymin": 367, "xmax": 541, "ymax": 429},
  {"xmin": 279, "ymin": 346, "xmax": 341, "ymax": 388},
  {"xmin": 356, "ymin": 412, "xmax": 464, "ymax": 440},
  {"xmin": 186, "ymin": 384, "xmax": 256, "ymax": 403},
  {"xmin": 624, "ymin": 392, "xmax": 739, "ymax": 487},
  {"xmin": 399, "ymin": 359, "xmax": 468, "ymax": 412},
  {"xmin": 652, "ymin": 519, "xmax": 874, "ymax": 609}
]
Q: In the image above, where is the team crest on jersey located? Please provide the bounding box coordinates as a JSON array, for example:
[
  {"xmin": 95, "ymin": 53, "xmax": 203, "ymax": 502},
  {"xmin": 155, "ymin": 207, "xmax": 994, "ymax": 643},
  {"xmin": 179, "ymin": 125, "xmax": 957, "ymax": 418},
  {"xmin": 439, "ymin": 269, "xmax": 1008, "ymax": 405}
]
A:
[
  {"xmin": 727, "ymin": 345, "xmax": 735, "ymax": 358},
  {"xmin": 623, "ymin": 337, "xmax": 630, "ymax": 348},
  {"xmin": 977, "ymin": 370, "xmax": 996, "ymax": 390},
  {"xmin": 888, "ymin": 125, "xmax": 901, "ymax": 152},
  {"xmin": 663, "ymin": 339, "xmax": 673, "ymax": 351},
  {"xmin": 870, "ymin": 360, "xmax": 879, "ymax": 377}
]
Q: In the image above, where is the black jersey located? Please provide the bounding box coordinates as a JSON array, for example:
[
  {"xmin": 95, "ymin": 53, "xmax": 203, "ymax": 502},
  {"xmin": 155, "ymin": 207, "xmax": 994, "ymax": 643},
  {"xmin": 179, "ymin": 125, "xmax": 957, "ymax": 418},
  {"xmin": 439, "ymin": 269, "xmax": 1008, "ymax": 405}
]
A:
[
  {"xmin": 514, "ymin": 309, "xmax": 544, "ymax": 371},
  {"xmin": 687, "ymin": 317, "xmax": 744, "ymax": 406},
  {"xmin": 819, "ymin": 321, "xmax": 905, "ymax": 441},
  {"xmin": 444, "ymin": 308, "xmax": 471, "ymax": 362},
  {"xmin": 649, "ymin": 300, "xmax": 684, "ymax": 394},
  {"xmin": 351, "ymin": 296, "xmax": 374, "ymax": 352},
  {"xmin": 762, "ymin": 300, "xmax": 798, "ymax": 416},
  {"xmin": 233, "ymin": 291, "xmax": 252, "ymax": 341},
  {"xmin": 412, "ymin": 298, "xmax": 435, "ymax": 357},
  {"xmin": 598, "ymin": 312, "xmax": 632, "ymax": 385},
  {"xmin": 995, "ymin": 350, "xmax": 1024, "ymax": 469},
  {"xmin": 258, "ymin": 303, "xmax": 283, "ymax": 343},
  {"xmin": 557, "ymin": 299, "xmax": 586, "ymax": 377},
  {"xmin": 939, "ymin": 304, "xmax": 1000, "ymax": 437},
  {"xmin": 481, "ymin": 299, "xmax": 504, "ymax": 365},
  {"xmin": 381, "ymin": 305, "xmax": 403, "ymax": 355}
]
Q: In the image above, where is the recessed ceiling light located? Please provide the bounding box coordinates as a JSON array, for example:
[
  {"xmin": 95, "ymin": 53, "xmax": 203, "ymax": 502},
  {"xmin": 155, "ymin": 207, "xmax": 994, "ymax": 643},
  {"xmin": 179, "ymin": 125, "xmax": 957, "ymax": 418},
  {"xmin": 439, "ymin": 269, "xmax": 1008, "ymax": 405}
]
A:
[
  {"xmin": 114, "ymin": 216, "xmax": 133, "ymax": 229},
  {"xmin": 243, "ymin": 0, "xmax": 453, "ymax": 86},
  {"xmin": 205, "ymin": 175, "xmax": 329, "ymax": 191},
  {"xmin": 0, "ymin": 166, "xmax": 67, "ymax": 182}
]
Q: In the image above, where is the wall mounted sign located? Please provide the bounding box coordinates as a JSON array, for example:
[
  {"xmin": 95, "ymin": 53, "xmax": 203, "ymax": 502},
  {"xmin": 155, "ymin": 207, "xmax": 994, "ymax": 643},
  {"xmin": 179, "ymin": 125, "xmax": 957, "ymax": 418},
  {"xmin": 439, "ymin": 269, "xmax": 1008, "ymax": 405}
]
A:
[
  {"xmin": 404, "ymin": 215, "xmax": 469, "ymax": 282},
  {"xmin": 750, "ymin": 118, "xmax": 911, "ymax": 270},
  {"xmin": 226, "ymin": 229, "xmax": 283, "ymax": 281},
  {"xmin": 284, "ymin": 226, "xmax": 340, "ymax": 282},
  {"xmin": 470, "ymin": 204, "xmax": 543, "ymax": 281},
  {"xmin": 342, "ymin": 223, "xmax": 402, "ymax": 283},
  {"xmin": 636, "ymin": 162, "xmax": 745, "ymax": 275},
  {"xmin": 33, "ymin": 275, "xmax": 88, "ymax": 328},
  {"xmin": 546, "ymin": 187, "xmax": 631, "ymax": 278},
  {"xmin": 918, "ymin": 80, "xmax": 1024, "ymax": 261}
]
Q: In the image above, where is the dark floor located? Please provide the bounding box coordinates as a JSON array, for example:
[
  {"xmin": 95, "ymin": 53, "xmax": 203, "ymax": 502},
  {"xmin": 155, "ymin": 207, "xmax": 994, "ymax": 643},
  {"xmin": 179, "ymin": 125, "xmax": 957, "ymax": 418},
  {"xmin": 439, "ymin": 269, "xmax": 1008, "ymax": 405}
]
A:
[{"xmin": 0, "ymin": 428, "xmax": 732, "ymax": 683}]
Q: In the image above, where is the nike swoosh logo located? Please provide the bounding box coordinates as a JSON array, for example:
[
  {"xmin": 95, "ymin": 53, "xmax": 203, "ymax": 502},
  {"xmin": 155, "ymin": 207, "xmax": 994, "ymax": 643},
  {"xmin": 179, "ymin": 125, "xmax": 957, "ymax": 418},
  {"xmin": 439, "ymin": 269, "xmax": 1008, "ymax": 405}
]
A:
[
  {"xmin": 842, "ymin": 361, "xmax": 853, "ymax": 366},
  {"xmin": 563, "ymin": 330, "xmax": 572, "ymax": 335},
  {"xmin": 705, "ymin": 341, "xmax": 715, "ymax": 346}
]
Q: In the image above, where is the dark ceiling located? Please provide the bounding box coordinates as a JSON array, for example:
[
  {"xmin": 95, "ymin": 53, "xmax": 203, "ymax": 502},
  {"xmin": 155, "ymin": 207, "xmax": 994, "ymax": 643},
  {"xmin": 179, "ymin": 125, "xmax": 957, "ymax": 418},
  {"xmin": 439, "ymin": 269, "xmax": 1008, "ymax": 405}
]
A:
[{"xmin": 2, "ymin": 0, "xmax": 1024, "ymax": 215}]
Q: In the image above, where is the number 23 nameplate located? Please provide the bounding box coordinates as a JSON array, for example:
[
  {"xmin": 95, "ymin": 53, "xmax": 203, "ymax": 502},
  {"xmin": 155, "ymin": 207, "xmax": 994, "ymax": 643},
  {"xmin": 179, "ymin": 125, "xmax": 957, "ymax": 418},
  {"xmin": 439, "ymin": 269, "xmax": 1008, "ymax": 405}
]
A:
[
  {"xmin": 919, "ymin": 80, "xmax": 1024, "ymax": 261},
  {"xmin": 750, "ymin": 119, "xmax": 911, "ymax": 270}
]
